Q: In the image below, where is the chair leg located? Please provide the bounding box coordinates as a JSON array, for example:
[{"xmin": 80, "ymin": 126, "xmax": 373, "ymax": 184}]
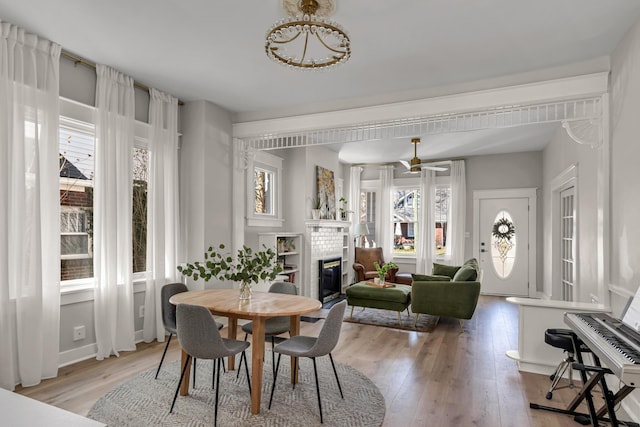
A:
[
  {"xmin": 414, "ymin": 313, "xmax": 419, "ymax": 327},
  {"xmin": 350, "ymin": 305, "xmax": 354, "ymax": 319},
  {"xmin": 312, "ymin": 357, "xmax": 323, "ymax": 423},
  {"xmin": 397, "ymin": 311, "xmax": 402, "ymax": 326},
  {"xmin": 269, "ymin": 353, "xmax": 282, "ymax": 410},
  {"xmin": 292, "ymin": 357, "xmax": 298, "ymax": 390},
  {"xmin": 237, "ymin": 332, "xmax": 248, "ymax": 379},
  {"xmin": 192, "ymin": 358, "xmax": 197, "ymax": 388},
  {"xmin": 458, "ymin": 319, "xmax": 465, "ymax": 333},
  {"xmin": 242, "ymin": 351, "xmax": 252, "ymax": 396},
  {"xmin": 214, "ymin": 358, "xmax": 221, "ymax": 427},
  {"xmin": 271, "ymin": 336, "xmax": 276, "ymax": 375},
  {"xmin": 170, "ymin": 355, "xmax": 191, "ymax": 413},
  {"xmin": 212, "ymin": 359, "xmax": 216, "ymax": 390},
  {"xmin": 329, "ymin": 353, "xmax": 344, "ymax": 399},
  {"xmin": 155, "ymin": 334, "xmax": 172, "ymax": 379}
]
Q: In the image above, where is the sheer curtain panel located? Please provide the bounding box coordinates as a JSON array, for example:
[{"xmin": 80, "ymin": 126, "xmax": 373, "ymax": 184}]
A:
[
  {"xmin": 448, "ymin": 160, "xmax": 466, "ymax": 265},
  {"xmin": 416, "ymin": 169, "xmax": 436, "ymax": 273},
  {"xmin": 349, "ymin": 166, "xmax": 362, "ymax": 223},
  {"xmin": 0, "ymin": 21, "xmax": 61, "ymax": 389},
  {"xmin": 143, "ymin": 88, "xmax": 180, "ymax": 343},
  {"xmin": 93, "ymin": 65, "xmax": 136, "ymax": 359},
  {"xmin": 379, "ymin": 166, "xmax": 394, "ymax": 260}
]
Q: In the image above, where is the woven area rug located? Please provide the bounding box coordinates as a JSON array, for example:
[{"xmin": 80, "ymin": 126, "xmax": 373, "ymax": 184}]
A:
[
  {"xmin": 344, "ymin": 305, "xmax": 439, "ymax": 332},
  {"xmin": 88, "ymin": 356, "xmax": 385, "ymax": 426}
]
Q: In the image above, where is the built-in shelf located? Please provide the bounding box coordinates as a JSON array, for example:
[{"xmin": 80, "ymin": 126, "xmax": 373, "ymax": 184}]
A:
[{"xmin": 259, "ymin": 232, "xmax": 303, "ymax": 286}]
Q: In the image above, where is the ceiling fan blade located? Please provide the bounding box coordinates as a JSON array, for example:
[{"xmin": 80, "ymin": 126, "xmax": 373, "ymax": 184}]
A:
[
  {"xmin": 399, "ymin": 160, "xmax": 411, "ymax": 170},
  {"xmin": 421, "ymin": 165, "xmax": 448, "ymax": 172}
]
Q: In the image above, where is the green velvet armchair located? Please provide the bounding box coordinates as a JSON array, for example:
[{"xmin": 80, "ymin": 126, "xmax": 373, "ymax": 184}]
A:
[{"xmin": 410, "ymin": 260, "xmax": 482, "ymax": 332}]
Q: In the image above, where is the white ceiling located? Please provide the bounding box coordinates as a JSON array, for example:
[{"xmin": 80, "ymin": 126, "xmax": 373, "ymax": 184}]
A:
[{"xmin": 1, "ymin": 0, "xmax": 639, "ymax": 164}]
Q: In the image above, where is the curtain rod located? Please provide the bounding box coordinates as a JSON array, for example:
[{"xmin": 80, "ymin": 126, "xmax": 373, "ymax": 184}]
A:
[{"xmin": 61, "ymin": 50, "xmax": 185, "ymax": 106}]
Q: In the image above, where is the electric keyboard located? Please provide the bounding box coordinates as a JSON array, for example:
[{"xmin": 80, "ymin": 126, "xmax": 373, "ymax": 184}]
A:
[{"xmin": 565, "ymin": 312, "xmax": 640, "ymax": 387}]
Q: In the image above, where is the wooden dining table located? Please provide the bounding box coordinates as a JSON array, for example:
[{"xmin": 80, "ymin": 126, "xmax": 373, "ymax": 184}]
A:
[{"xmin": 169, "ymin": 288, "xmax": 322, "ymax": 414}]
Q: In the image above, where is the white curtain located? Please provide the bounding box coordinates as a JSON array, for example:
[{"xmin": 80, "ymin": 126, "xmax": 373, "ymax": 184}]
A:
[
  {"xmin": 416, "ymin": 169, "xmax": 436, "ymax": 273},
  {"xmin": 447, "ymin": 160, "xmax": 466, "ymax": 265},
  {"xmin": 379, "ymin": 165, "xmax": 394, "ymax": 260},
  {"xmin": 93, "ymin": 65, "xmax": 136, "ymax": 359},
  {"xmin": 143, "ymin": 88, "xmax": 180, "ymax": 343},
  {"xmin": 349, "ymin": 166, "xmax": 362, "ymax": 224},
  {"xmin": 0, "ymin": 21, "xmax": 61, "ymax": 389}
]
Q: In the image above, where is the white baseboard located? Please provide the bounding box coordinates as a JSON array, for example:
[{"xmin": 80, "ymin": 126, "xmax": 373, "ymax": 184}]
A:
[{"xmin": 58, "ymin": 330, "xmax": 147, "ymax": 368}]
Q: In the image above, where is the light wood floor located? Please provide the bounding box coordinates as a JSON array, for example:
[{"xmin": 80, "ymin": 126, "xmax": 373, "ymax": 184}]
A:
[{"xmin": 16, "ymin": 295, "xmax": 622, "ymax": 426}]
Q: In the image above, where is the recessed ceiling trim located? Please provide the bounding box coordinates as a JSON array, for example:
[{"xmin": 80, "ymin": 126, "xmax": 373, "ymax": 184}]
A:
[{"xmin": 244, "ymin": 96, "xmax": 602, "ymax": 150}]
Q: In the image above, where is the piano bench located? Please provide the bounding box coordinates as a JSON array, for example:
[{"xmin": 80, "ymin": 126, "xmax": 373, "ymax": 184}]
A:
[{"xmin": 544, "ymin": 328, "xmax": 590, "ymax": 400}]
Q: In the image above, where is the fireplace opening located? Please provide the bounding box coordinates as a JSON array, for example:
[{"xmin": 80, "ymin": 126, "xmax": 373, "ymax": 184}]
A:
[{"xmin": 318, "ymin": 257, "xmax": 342, "ymax": 303}]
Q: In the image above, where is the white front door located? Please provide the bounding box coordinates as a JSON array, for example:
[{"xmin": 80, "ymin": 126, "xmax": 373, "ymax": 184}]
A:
[{"xmin": 477, "ymin": 195, "xmax": 530, "ymax": 296}]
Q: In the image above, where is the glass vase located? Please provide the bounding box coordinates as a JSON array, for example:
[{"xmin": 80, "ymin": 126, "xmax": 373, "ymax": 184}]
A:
[{"xmin": 239, "ymin": 281, "xmax": 252, "ymax": 300}]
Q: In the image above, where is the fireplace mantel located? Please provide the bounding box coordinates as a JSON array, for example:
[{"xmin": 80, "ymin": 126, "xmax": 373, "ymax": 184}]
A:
[{"xmin": 305, "ymin": 220, "xmax": 351, "ymax": 229}]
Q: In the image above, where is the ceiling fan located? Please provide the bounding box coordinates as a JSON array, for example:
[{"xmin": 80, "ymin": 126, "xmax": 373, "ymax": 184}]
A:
[{"xmin": 399, "ymin": 137, "xmax": 448, "ymax": 173}]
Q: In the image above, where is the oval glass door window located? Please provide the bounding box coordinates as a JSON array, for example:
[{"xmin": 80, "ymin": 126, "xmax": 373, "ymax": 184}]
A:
[{"xmin": 491, "ymin": 210, "xmax": 517, "ymax": 279}]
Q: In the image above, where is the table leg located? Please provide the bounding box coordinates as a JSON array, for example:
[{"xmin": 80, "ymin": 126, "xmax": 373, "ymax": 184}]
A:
[
  {"xmin": 228, "ymin": 317, "xmax": 237, "ymax": 370},
  {"xmin": 251, "ymin": 317, "xmax": 265, "ymax": 414},
  {"xmin": 179, "ymin": 348, "xmax": 191, "ymax": 396},
  {"xmin": 290, "ymin": 314, "xmax": 301, "ymax": 384}
]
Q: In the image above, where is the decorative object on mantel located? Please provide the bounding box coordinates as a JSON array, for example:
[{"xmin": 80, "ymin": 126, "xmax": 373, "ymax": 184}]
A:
[
  {"xmin": 374, "ymin": 261, "xmax": 398, "ymax": 283},
  {"xmin": 311, "ymin": 196, "xmax": 322, "ymax": 220},
  {"xmin": 316, "ymin": 165, "xmax": 336, "ymax": 219},
  {"xmin": 177, "ymin": 244, "xmax": 281, "ymax": 300},
  {"xmin": 88, "ymin": 357, "xmax": 384, "ymax": 426},
  {"xmin": 265, "ymin": 0, "xmax": 351, "ymax": 71},
  {"xmin": 338, "ymin": 196, "xmax": 352, "ymax": 221}
]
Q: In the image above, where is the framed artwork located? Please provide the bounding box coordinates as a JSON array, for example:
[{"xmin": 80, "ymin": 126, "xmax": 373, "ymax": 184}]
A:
[{"xmin": 316, "ymin": 165, "xmax": 336, "ymax": 219}]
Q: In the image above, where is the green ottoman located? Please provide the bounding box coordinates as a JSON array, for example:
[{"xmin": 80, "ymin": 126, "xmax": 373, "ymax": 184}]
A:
[{"xmin": 346, "ymin": 281, "xmax": 412, "ymax": 325}]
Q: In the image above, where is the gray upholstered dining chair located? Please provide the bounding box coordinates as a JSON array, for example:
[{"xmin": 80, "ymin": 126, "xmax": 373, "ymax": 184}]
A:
[
  {"xmin": 170, "ymin": 303, "xmax": 251, "ymax": 427},
  {"xmin": 268, "ymin": 300, "xmax": 347, "ymax": 424},
  {"xmin": 155, "ymin": 283, "xmax": 225, "ymax": 387},
  {"xmin": 237, "ymin": 281, "xmax": 298, "ymax": 376}
]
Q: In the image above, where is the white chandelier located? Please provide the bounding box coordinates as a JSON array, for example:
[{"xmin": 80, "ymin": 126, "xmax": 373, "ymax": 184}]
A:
[{"xmin": 265, "ymin": 0, "xmax": 351, "ymax": 70}]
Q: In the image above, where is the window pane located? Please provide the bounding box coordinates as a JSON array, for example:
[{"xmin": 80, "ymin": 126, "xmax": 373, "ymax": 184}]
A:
[
  {"xmin": 490, "ymin": 210, "xmax": 517, "ymax": 279},
  {"xmin": 254, "ymin": 167, "xmax": 273, "ymax": 215},
  {"xmin": 393, "ymin": 189, "xmax": 418, "ymax": 255},
  {"xmin": 359, "ymin": 190, "xmax": 376, "ymax": 247},
  {"xmin": 435, "ymin": 187, "xmax": 450, "ymax": 256},
  {"xmin": 132, "ymin": 148, "xmax": 149, "ymax": 273},
  {"xmin": 59, "ymin": 125, "xmax": 94, "ymax": 281}
]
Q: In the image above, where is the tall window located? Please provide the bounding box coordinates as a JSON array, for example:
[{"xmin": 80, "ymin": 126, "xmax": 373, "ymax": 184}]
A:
[
  {"xmin": 435, "ymin": 187, "xmax": 450, "ymax": 257},
  {"xmin": 58, "ymin": 114, "xmax": 150, "ymax": 284},
  {"xmin": 132, "ymin": 147, "xmax": 149, "ymax": 273},
  {"xmin": 393, "ymin": 188, "xmax": 418, "ymax": 255},
  {"xmin": 59, "ymin": 120, "xmax": 95, "ymax": 281},
  {"xmin": 359, "ymin": 190, "xmax": 377, "ymax": 246}
]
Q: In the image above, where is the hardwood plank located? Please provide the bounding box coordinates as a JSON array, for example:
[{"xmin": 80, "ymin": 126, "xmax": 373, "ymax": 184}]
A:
[{"xmin": 15, "ymin": 296, "xmax": 631, "ymax": 426}]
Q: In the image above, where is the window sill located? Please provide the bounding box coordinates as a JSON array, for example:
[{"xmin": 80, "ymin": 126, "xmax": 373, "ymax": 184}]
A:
[
  {"xmin": 60, "ymin": 278, "xmax": 147, "ymax": 306},
  {"xmin": 246, "ymin": 217, "xmax": 285, "ymax": 227}
]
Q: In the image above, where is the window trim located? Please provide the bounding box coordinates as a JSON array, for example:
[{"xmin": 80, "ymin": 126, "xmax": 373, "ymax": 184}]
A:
[
  {"xmin": 246, "ymin": 150, "xmax": 284, "ymax": 227},
  {"xmin": 59, "ymin": 97, "xmax": 155, "ymax": 291}
]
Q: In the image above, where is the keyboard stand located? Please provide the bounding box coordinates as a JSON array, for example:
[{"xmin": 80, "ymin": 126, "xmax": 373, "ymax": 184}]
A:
[{"xmin": 530, "ymin": 334, "xmax": 640, "ymax": 427}]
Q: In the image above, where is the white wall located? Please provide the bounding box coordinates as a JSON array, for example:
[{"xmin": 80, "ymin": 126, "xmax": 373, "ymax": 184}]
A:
[
  {"xmin": 610, "ymin": 16, "xmax": 640, "ymax": 315},
  {"xmin": 179, "ymin": 100, "xmax": 234, "ymax": 290},
  {"xmin": 541, "ymin": 127, "xmax": 599, "ymax": 302}
]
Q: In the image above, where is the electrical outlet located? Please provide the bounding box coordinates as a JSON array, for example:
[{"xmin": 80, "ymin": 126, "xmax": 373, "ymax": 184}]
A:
[
  {"xmin": 139, "ymin": 305, "xmax": 145, "ymax": 318},
  {"xmin": 73, "ymin": 325, "xmax": 86, "ymax": 341}
]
